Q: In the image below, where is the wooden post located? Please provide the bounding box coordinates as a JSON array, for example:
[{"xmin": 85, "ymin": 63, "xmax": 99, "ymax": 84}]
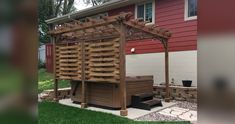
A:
[
  {"xmin": 51, "ymin": 24, "xmax": 59, "ymax": 102},
  {"xmin": 164, "ymin": 40, "xmax": 170, "ymax": 102},
  {"xmin": 53, "ymin": 37, "xmax": 59, "ymax": 102},
  {"xmin": 54, "ymin": 79, "xmax": 59, "ymax": 102},
  {"xmin": 81, "ymin": 40, "xmax": 87, "ymax": 108},
  {"xmin": 119, "ymin": 22, "xmax": 128, "ymax": 116}
]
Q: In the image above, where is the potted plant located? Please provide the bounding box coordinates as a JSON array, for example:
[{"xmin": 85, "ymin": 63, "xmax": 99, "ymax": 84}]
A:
[{"xmin": 182, "ymin": 80, "xmax": 192, "ymax": 87}]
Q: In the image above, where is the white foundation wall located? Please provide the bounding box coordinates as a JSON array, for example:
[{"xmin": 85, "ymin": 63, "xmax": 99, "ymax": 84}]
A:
[{"xmin": 126, "ymin": 50, "xmax": 197, "ymax": 86}]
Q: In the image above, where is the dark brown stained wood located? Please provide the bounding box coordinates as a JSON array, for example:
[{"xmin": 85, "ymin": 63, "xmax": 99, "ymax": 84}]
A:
[
  {"xmin": 84, "ymin": 38, "xmax": 121, "ymax": 82},
  {"xmin": 89, "ymin": 52, "xmax": 118, "ymax": 57},
  {"xmin": 59, "ymin": 55, "xmax": 79, "ymax": 58},
  {"xmin": 73, "ymin": 35, "xmax": 120, "ymax": 42},
  {"xmin": 60, "ymin": 68, "xmax": 81, "ymax": 71},
  {"xmin": 50, "ymin": 13, "xmax": 171, "ymax": 114},
  {"xmin": 49, "ymin": 13, "xmax": 171, "ymax": 42},
  {"xmin": 88, "ymin": 47, "xmax": 117, "ymax": 52},
  {"xmin": 90, "ymin": 42, "xmax": 118, "ymax": 48},
  {"xmin": 119, "ymin": 22, "xmax": 127, "ymax": 114},
  {"xmin": 48, "ymin": 12, "xmax": 132, "ymax": 35},
  {"xmin": 54, "ymin": 43, "xmax": 82, "ymax": 80},
  {"xmin": 89, "ymin": 58, "xmax": 116, "ymax": 62},
  {"xmin": 59, "ymin": 51, "xmax": 80, "ymax": 54},
  {"xmin": 164, "ymin": 40, "xmax": 170, "ymax": 102},
  {"xmin": 90, "ymin": 68, "xmax": 116, "ymax": 72},
  {"xmin": 52, "ymin": 32, "xmax": 59, "ymax": 102},
  {"xmin": 54, "ymin": 79, "xmax": 59, "ymax": 102},
  {"xmin": 81, "ymin": 40, "xmax": 87, "ymax": 107},
  {"xmin": 88, "ymin": 78, "xmax": 119, "ymax": 83},
  {"xmin": 124, "ymin": 21, "xmax": 170, "ymax": 39},
  {"xmin": 89, "ymin": 73, "xmax": 117, "ymax": 77},
  {"xmin": 58, "ymin": 45, "xmax": 80, "ymax": 50},
  {"xmin": 59, "ymin": 72, "xmax": 81, "ymax": 75},
  {"xmin": 59, "ymin": 59, "xmax": 78, "ymax": 62},
  {"xmin": 71, "ymin": 76, "xmax": 153, "ymax": 108},
  {"xmin": 89, "ymin": 63, "xmax": 118, "ymax": 67}
]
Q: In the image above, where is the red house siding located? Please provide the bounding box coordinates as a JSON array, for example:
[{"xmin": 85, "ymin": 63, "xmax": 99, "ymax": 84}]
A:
[
  {"xmin": 45, "ymin": 43, "xmax": 54, "ymax": 73},
  {"xmin": 156, "ymin": 0, "xmax": 197, "ymax": 51},
  {"xmin": 109, "ymin": 0, "xmax": 197, "ymax": 54},
  {"xmin": 46, "ymin": 0, "xmax": 197, "ymax": 73},
  {"xmin": 108, "ymin": 5, "xmax": 135, "ymax": 17}
]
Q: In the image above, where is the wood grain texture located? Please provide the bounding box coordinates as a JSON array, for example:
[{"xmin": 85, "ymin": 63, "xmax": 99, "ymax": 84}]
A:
[
  {"xmin": 55, "ymin": 43, "xmax": 82, "ymax": 80},
  {"xmin": 71, "ymin": 76, "xmax": 154, "ymax": 108},
  {"xmin": 85, "ymin": 38, "xmax": 121, "ymax": 82}
]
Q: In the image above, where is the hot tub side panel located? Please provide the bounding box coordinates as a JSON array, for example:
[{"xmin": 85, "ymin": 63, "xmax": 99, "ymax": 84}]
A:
[
  {"xmin": 71, "ymin": 82, "xmax": 118, "ymax": 108},
  {"xmin": 71, "ymin": 76, "xmax": 154, "ymax": 109}
]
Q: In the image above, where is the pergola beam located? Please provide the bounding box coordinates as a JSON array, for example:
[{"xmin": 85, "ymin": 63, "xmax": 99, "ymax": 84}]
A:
[
  {"xmin": 123, "ymin": 21, "xmax": 171, "ymax": 39},
  {"xmin": 48, "ymin": 12, "xmax": 132, "ymax": 35},
  {"xmin": 60, "ymin": 34, "xmax": 120, "ymax": 42}
]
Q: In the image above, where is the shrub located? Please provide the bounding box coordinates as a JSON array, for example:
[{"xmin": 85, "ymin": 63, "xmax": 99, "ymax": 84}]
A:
[{"xmin": 38, "ymin": 59, "xmax": 46, "ymax": 69}]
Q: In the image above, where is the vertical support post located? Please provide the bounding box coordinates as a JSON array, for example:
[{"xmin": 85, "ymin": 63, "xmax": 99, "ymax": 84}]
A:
[
  {"xmin": 81, "ymin": 40, "xmax": 87, "ymax": 108},
  {"xmin": 51, "ymin": 24, "xmax": 59, "ymax": 102},
  {"xmin": 164, "ymin": 40, "xmax": 170, "ymax": 102},
  {"xmin": 54, "ymin": 79, "xmax": 59, "ymax": 102},
  {"xmin": 119, "ymin": 22, "xmax": 128, "ymax": 116},
  {"xmin": 53, "ymin": 37, "xmax": 59, "ymax": 102}
]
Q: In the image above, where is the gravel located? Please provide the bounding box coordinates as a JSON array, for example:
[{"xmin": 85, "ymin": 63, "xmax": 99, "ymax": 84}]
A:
[
  {"xmin": 135, "ymin": 100, "xmax": 197, "ymax": 121},
  {"xmin": 174, "ymin": 101, "xmax": 197, "ymax": 111}
]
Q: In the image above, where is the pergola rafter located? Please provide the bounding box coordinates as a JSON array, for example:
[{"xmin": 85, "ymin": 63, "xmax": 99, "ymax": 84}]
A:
[
  {"xmin": 49, "ymin": 12, "xmax": 171, "ymax": 116},
  {"xmin": 49, "ymin": 12, "xmax": 171, "ymax": 41}
]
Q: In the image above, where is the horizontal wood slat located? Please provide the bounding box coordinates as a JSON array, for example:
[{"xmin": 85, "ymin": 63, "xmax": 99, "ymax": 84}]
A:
[
  {"xmin": 59, "ymin": 55, "xmax": 80, "ymax": 58},
  {"xmin": 55, "ymin": 44, "xmax": 82, "ymax": 80},
  {"xmin": 58, "ymin": 45, "xmax": 80, "ymax": 50},
  {"xmin": 55, "ymin": 38, "xmax": 121, "ymax": 83},
  {"xmin": 85, "ymin": 38, "xmax": 120, "ymax": 82},
  {"xmin": 89, "ymin": 53, "xmax": 118, "ymax": 57}
]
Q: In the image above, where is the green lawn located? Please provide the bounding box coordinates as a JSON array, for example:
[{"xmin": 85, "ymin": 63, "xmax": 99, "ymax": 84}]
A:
[
  {"xmin": 39, "ymin": 102, "xmax": 190, "ymax": 124},
  {"xmin": 38, "ymin": 69, "xmax": 70, "ymax": 93},
  {"xmin": 38, "ymin": 69, "xmax": 189, "ymax": 124}
]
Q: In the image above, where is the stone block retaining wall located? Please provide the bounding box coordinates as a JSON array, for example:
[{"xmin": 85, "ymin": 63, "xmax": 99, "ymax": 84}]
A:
[
  {"xmin": 40, "ymin": 88, "xmax": 71, "ymax": 101},
  {"xmin": 153, "ymin": 85, "xmax": 197, "ymax": 103},
  {"xmin": 39, "ymin": 86, "xmax": 197, "ymax": 103}
]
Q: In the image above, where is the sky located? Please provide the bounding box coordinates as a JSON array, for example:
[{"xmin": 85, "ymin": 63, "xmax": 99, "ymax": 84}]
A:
[{"xmin": 74, "ymin": 0, "xmax": 92, "ymax": 11}]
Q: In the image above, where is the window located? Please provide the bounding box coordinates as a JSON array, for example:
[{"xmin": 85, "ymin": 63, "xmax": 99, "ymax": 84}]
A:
[
  {"xmin": 185, "ymin": 0, "xmax": 197, "ymax": 21},
  {"xmin": 137, "ymin": 4, "xmax": 144, "ymax": 19},
  {"xmin": 135, "ymin": 0, "xmax": 155, "ymax": 24}
]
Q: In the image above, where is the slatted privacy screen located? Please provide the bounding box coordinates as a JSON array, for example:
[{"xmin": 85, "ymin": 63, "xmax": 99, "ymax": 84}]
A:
[
  {"xmin": 55, "ymin": 43, "xmax": 82, "ymax": 80},
  {"xmin": 86, "ymin": 38, "xmax": 120, "ymax": 83},
  {"xmin": 55, "ymin": 38, "xmax": 121, "ymax": 83}
]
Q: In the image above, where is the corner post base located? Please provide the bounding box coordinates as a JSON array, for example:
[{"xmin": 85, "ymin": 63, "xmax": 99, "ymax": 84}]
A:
[
  {"xmin": 81, "ymin": 103, "xmax": 88, "ymax": 108},
  {"xmin": 165, "ymin": 98, "xmax": 171, "ymax": 102},
  {"xmin": 120, "ymin": 110, "xmax": 128, "ymax": 116}
]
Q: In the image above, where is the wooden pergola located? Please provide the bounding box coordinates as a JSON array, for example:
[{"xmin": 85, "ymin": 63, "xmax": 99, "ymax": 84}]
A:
[{"xmin": 48, "ymin": 12, "xmax": 171, "ymax": 116}]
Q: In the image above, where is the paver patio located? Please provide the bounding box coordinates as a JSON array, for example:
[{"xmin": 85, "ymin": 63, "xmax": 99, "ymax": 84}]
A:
[
  {"xmin": 59, "ymin": 99, "xmax": 176, "ymax": 119},
  {"xmin": 59, "ymin": 99, "xmax": 197, "ymax": 123}
]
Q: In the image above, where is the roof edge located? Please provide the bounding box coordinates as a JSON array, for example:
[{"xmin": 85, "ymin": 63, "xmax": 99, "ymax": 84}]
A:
[{"xmin": 46, "ymin": 0, "xmax": 139, "ymax": 25}]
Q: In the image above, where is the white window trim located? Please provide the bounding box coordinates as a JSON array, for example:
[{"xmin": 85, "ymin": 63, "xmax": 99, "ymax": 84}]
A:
[
  {"xmin": 184, "ymin": 0, "xmax": 197, "ymax": 21},
  {"xmin": 135, "ymin": 0, "xmax": 155, "ymax": 25}
]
